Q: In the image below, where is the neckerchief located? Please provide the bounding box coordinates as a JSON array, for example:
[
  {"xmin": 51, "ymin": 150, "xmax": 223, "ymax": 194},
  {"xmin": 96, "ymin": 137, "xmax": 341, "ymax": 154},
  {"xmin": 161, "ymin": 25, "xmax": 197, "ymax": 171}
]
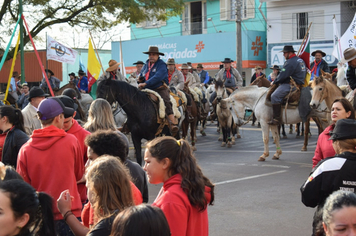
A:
[
  {"xmin": 311, "ymin": 60, "xmax": 321, "ymax": 75},
  {"xmin": 110, "ymin": 72, "xmax": 117, "ymax": 80},
  {"xmin": 77, "ymin": 77, "xmax": 82, "ymax": 89},
  {"xmin": 145, "ymin": 62, "xmax": 155, "ymax": 81},
  {"xmin": 168, "ymin": 70, "xmax": 174, "ymax": 83},
  {"xmin": 183, "ymin": 74, "xmax": 187, "ymax": 82},
  {"xmin": 226, "ymin": 68, "xmax": 231, "ymax": 79}
]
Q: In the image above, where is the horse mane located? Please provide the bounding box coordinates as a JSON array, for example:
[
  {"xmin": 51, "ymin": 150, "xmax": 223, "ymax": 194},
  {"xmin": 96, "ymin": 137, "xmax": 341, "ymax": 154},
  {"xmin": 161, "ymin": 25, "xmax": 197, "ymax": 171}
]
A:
[{"xmin": 311, "ymin": 75, "xmax": 343, "ymax": 94}]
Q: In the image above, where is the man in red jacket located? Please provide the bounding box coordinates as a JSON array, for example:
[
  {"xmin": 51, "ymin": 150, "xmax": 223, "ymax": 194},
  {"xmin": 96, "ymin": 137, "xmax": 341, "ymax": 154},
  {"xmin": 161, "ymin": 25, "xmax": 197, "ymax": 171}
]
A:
[
  {"xmin": 16, "ymin": 97, "xmax": 85, "ymax": 236},
  {"xmin": 58, "ymin": 95, "xmax": 91, "ymax": 205}
]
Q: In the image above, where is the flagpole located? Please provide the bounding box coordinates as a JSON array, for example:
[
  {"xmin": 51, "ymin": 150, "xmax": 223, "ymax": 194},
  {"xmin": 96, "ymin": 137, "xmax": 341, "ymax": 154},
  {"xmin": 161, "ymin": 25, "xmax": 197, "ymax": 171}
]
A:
[
  {"xmin": 297, "ymin": 22, "xmax": 313, "ymax": 56},
  {"xmin": 119, "ymin": 36, "xmax": 125, "ymax": 77},
  {"xmin": 89, "ymin": 30, "xmax": 105, "ymax": 75}
]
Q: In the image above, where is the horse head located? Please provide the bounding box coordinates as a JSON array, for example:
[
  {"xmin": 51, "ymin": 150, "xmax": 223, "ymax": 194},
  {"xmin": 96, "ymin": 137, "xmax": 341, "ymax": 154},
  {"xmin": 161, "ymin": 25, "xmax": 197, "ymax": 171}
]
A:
[
  {"xmin": 225, "ymin": 96, "xmax": 244, "ymax": 126},
  {"xmin": 310, "ymin": 76, "xmax": 327, "ymax": 110},
  {"xmin": 97, "ymin": 79, "xmax": 115, "ymax": 104},
  {"xmin": 215, "ymin": 78, "xmax": 226, "ymax": 102}
]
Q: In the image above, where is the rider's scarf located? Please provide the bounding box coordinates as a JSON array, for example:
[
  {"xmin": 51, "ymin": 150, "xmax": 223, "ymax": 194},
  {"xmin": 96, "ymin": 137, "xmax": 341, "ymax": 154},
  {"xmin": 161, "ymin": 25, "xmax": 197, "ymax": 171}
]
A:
[
  {"xmin": 168, "ymin": 70, "xmax": 174, "ymax": 83},
  {"xmin": 110, "ymin": 72, "xmax": 117, "ymax": 80},
  {"xmin": 311, "ymin": 60, "xmax": 321, "ymax": 75},
  {"xmin": 145, "ymin": 62, "xmax": 155, "ymax": 81},
  {"xmin": 226, "ymin": 68, "xmax": 232, "ymax": 79},
  {"xmin": 183, "ymin": 74, "xmax": 187, "ymax": 82},
  {"xmin": 77, "ymin": 77, "xmax": 81, "ymax": 89}
]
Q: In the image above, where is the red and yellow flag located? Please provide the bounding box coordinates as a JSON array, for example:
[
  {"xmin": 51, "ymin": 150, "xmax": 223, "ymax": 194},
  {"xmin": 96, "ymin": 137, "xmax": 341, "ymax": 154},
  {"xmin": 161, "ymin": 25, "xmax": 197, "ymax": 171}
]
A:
[{"xmin": 87, "ymin": 38, "xmax": 101, "ymax": 92}]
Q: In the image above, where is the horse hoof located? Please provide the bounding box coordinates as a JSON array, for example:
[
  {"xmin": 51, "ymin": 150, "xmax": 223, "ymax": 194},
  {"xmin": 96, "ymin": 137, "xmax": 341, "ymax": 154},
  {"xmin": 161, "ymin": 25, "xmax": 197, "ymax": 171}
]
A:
[
  {"xmin": 257, "ymin": 123, "xmax": 261, "ymax": 128},
  {"xmin": 301, "ymin": 147, "xmax": 307, "ymax": 151},
  {"xmin": 221, "ymin": 142, "xmax": 226, "ymax": 147},
  {"xmin": 218, "ymin": 137, "xmax": 223, "ymax": 141},
  {"xmin": 289, "ymin": 129, "xmax": 293, "ymax": 134},
  {"xmin": 236, "ymin": 134, "xmax": 241, "ymax": 139},
  {"xmin": 227, "ymin": 142, "xmax": 232, "ymax": 148},
  {"xmin": 251, "ymin": 123, "xmax": 255, "ymax": 126},
  {"xmin": 272, "ymin": 155, "xmax": 279, "ymax": 160},
  {"xmin": 258, "ymin": 157, "xmax": 266, "ymax": 161},
  {"xmin": 283, "ymin": 135, "xmax": 288, "ymax": 139},
  {"xmin": 217, "ymin": 129, "xmax": 220, "ymax": 133},
  {"xmin": 232, "ymin": 140, "xmax": 236, "ymax": 145},
  {"xmin": 191, "ymin": 146, "xmax": 197, "ymax": 151},
  {"xmin": 201, "ymin": 131, "xmax": 206, "ymax": 136}
]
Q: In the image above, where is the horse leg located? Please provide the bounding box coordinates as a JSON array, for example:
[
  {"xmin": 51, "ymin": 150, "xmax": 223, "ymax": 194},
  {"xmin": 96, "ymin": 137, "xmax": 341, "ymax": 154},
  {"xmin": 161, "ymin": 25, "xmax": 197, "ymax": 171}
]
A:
[
  {"xmin": 226, "ymin": 123, "xmax": 232, "ymax": 148},
  {"xmin": 182, "ymin": 120, "xmax": 188, "ymax": 140},
  {"xmin": 231, "ymin": 121, "xmax": 236, "ymax": 145},
  {"xmin": 200, "ymin": 119, "xmax": 207, "ymax": 136},
  {"xmin": 190, "ymin": 121, "xmax": 197, "ymax": 151},
  {"xmin": 301, "ymin": 122, "xmax": 305, "ymax": 137},
  {"xmin": 301, "ymin": 119, "xmax": 310, "ymax": 151},
  {"xmin": 271, "ymin": 125, "xmax": 282, "ymax": 160},
  {"xmin": 281, "ymin": 124, "xmax": 287, "ymax": 139},
  {"xmin": 132, "ymin": 135, "xmax": 143, "ymax": 166},
  {"xmin": 289, "ymin": 124, "xmax": 293, "ymax": 134},
  {"xmin": 296, "ymin": 123, "xmax": 300, "ymax": 138},
  {"xmin": 258, "ymin": 122, "xmax": 270, "ymax": 161},
  {"xmin": 221, "ymin": 125, "xmax": 227, "ymax": 147},
  {"xmin": 252, "ymin": 113, "xmax": 256, "ymax": 126}
]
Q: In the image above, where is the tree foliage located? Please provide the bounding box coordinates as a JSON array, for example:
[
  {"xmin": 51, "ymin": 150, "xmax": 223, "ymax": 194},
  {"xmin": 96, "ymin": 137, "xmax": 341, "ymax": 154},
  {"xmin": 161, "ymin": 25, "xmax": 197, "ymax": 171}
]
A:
[{"xmin": 0, "ymin": 0, "xmax": 184, "ymax": 58}]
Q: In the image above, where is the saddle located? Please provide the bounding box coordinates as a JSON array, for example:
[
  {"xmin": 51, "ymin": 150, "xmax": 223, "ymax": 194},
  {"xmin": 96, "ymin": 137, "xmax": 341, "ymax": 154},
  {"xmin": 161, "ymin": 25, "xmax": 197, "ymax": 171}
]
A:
[{"xmin": 266, "ymin": 80, "xmax": 302, "ymax": 109}]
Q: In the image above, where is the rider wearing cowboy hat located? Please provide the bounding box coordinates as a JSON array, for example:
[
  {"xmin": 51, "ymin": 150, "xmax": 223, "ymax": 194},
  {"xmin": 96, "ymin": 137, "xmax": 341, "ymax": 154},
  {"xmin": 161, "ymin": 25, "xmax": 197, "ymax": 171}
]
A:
[
  {"xmin": 310, "ymin": 49, "xmax": 330, "ymax": 81},
  {"xmin": 343, "ymin": 47, "xmax": 356, "ymax": 91},
  {"xmin": 40, "ymin": 69, "xmax": 61, "ymax": 93},
  {"xmin": 216, "ymin": 58, "xmax": 243, "ymax": 90},
  {"xmin": 167, "ymin": 58, "xmax": 184, "ymax": 90},
  {"xmin": 181, "ymin": 63, "xmax": 200, "ymax": 88},
  {"xmin": 97, "ymin": 59, "xmax": 126, "ymax": 86},
  {"xmin": 138, "ymin": 46, "xmax": 179, "ymax": 136},
  {"xmin": 268, "ymin": 45, "xmax": 306, "ymax": 125},
  {"xmin": 129, "ymin": 60, "xmax": 145, "ymax": 82},
  {"xmin": 196, "ymin": 63, "xmax": 210, "ymax": 87},
  {"xmin": 268, "ymin": 65, "xmax": 280, "ymax": 82}
]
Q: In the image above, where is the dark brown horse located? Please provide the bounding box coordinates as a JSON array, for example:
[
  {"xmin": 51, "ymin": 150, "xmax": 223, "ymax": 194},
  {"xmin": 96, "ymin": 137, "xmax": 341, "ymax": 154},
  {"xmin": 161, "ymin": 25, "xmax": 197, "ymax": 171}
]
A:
[{"xmin": 181, "ymin": 81, "xmax": 198, "ymax": 151}]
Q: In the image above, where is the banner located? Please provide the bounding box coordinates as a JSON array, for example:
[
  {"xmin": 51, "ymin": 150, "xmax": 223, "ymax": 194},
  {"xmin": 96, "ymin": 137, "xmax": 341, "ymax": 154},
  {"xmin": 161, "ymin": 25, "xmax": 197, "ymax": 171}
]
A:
[
  {"xmin": 87, "ymin": 38, "xmax": 101, "ymax": 92},
  {"xmin": 47, "ymin": 35, "xmax": 77, "ymax": 64},
  {"xmin": 332, "ymin": 16, "xmax": 343, "ymax": 61},
  {"xmin": 332, "ymin": 13, "xmax": 356, "ymax": 61},
  {"xmin": 298, "ymin": 33, "xmax": 310, "ymax": 70}
]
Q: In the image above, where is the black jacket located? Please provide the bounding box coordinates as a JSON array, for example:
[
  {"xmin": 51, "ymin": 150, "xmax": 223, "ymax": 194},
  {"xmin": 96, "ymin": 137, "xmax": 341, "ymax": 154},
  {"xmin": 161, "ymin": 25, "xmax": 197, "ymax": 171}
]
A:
[
  {"xmin": 2, "ymin": 128, "xmax": 29, "ymax": 168},
  {"xmin": 310, "ymin": 59, "xmax": 330, "ymax": 73},
  {"xmin": 301, "ymin": 152, "xmax": 356, "ymax": 208},
  {"xmin": 347, "ymin": 65, "xmax": 356, "ymax": 90}
]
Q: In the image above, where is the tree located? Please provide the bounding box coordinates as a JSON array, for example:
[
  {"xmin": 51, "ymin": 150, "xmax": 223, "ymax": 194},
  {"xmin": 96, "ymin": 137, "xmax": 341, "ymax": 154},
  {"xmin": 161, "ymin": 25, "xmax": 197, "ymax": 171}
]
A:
[{"xmin": 0, "ymin": 0, "xmax": 184, "ymax": 58}]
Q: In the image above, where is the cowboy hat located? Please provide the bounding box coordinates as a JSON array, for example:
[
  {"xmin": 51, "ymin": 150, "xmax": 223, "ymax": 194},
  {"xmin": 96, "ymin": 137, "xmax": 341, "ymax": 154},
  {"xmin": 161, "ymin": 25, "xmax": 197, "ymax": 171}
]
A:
[
  {"xmin": 133, "ymin": 60, "xmax": 145, "ymax": 65},
  {"xmin": 329, "ymin": 119, "xmax": 356, "ymax": 140},
  {"xmin": 167, "ymin": 58, "xmax": 176, "ymax": 65},
  {"xmin": 28, "ymin": 86, "xmax": 49, "ymax": 101},
  {"xmin": 197, "ymin": 63, "xmax": 204, "ymax": 68},
  {"xmin": 342, "ymin": 47, "xmax": 356, "ymax": 63},
  {"xmin": 106, "ymin": 59, "xmax": 121, "ymax": 72},
  {"xmin": 68, "ymin": 72, "xmax": 76, "ymax": 77},
  {"xmin": 221, "ymin": 58, "xmax": 234, "ymax": 63},
  {"xmin": 180, "ymin": 63, "xmax": 191, "ymax": 70},
  {"xmin": 45, "ymin": 69, "xmax": 54, "ymax": 76},
  {"xmin": 270, "ymin": 65, "xmax": 280, "ymax": 70},
  {"xmin": 255, "ymin": 65, "xmax": 262, "ymax": 70},
  {"xmin": 311, "ymin": 50, "xmax": 326, "ymax": 57},
  {"xmin": 78, "ymin": 70, "xmax": 86, "ymax": 76},
  {"xmin": 143, "ymin": 46, "xmax": 164, "ymax": 56},
  {"xmin": 187, "ymin": 62, "xmax": 195, "ymax": 69},
  {"xmin": 280, "ymin": 45, "xmax": 296, "ymax": 53}
]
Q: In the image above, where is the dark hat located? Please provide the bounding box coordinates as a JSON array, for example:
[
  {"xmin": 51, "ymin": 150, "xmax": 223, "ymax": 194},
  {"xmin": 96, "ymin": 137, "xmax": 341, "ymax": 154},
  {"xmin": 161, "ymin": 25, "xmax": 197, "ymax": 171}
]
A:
[
  {"xmin": 45, "ymin": 69, "xmax": 54, "ymax": 76},
  {"xmin": 311, "ymin": 50, "xmax": 326, "ymax": 57},
  {"xmin": 143, "ymin": 46, "xmax": 164, "ymax": 56},
  {"xmin": 68, "ymin": 72, "xmax": 76, "ymax": 77},
  {"xmin": 187, "ymin": 62, "xmax": 195, "ymax": 69},
  {"xmin": 28, "ymin": 86, "xmax": 49, "ymax": 101},
  {"xmin": 167, "ymin": 58, "xmax": 176, "ymax": 65},
  {"xmin": 78, "ymin": 70, "xmax": 86, "ymax": 76},
  {"xmin": 329, "ymin": 119, "xmax": 356, "ymax": 140},
  {"xmin": 197, "ymin": 63, "xmax": 204, "ymax": 68},
  {"xmin": 62, "ymin": 88, "xmax": 79, "ymax": 110},
  {"xmin": 38, "ymin": 97, "xmax": 75, "ymax": 120},
  {"xmin": 221, "ymin": 58, "xmax": 234, "ymax": 63},
  {"xmin": 57, "ymin": 95, "xmax": 77, "ymax": 118},
  {"xmin": 270, "ymin": 65, "xmax": 281, "ymax": 70},
  {"xmin": 280, "ymin": 45, "xmax": 296, "ymax": 53},
  {"xmin": 133, "ymin": 60, "xmax": 145, "ymax": 65}
]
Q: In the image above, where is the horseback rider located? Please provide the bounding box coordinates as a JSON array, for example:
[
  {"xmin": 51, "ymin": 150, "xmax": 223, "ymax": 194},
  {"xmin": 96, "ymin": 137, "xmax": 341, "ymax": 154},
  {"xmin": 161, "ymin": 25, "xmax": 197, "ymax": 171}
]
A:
[
  {"xmin": 40, "ymin": 69, "xmax": 61, "ymax": 93},
  {"xmin": 343, "ymin": 47, "xmax": 356, "ymax": 91},
  {"xmin": 77, "ymin": 70, "xmax": 89, "ymax": 93},
  {"xmin": 97, "ymin": 59, "xmax": 126, "ymax": 86},
  {"xmin": 137, "ymin": 46, "xmax": 179, "ymax": 136},
  {"xmin": 268, "ymin": 45, "xmax": 306, "ymax": 125},
  {"xmin": 197, "ymin": 63, "xmax": 210, "ymax": 87},
  {"xmin": 310, "ymin": 49, "xmax": 330, "ymax": 81},
  {"xmin": 128, "ymin": 60, "xmax": 145, "ymax": 82},
  {"xmin": 167, "ymin": 58, "xmax": 184, "ymax": 90}
]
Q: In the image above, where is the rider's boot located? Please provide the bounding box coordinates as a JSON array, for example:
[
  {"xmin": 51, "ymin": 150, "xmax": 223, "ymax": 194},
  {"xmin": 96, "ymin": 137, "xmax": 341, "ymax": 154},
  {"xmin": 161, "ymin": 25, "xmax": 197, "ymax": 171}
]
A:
[
  {"xmin": 168, "ymin": 114, "xmax": 179, "ymax": 137},
  {"xmin": 268, "ymin": 104, "xmax": 282, "ymax": 125}
]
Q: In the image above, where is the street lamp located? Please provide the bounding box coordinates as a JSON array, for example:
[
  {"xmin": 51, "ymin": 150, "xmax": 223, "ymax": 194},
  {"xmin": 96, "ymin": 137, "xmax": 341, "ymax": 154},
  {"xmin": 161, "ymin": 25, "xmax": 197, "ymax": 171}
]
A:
[{"xmin": 207, "ymin": 18, "xmax": 218, "ymax": 33}]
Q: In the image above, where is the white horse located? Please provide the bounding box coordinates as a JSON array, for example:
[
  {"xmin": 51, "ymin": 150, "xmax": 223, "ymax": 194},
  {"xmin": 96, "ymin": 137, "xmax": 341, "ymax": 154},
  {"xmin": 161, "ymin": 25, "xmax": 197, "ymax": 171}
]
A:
[
  {"xmin": 337, "ymin": 63, "xmax": 348, "ymax": 87},
  {"xmin": 226, "ymin": 86, "xmax": 328, "ymax": 161}
]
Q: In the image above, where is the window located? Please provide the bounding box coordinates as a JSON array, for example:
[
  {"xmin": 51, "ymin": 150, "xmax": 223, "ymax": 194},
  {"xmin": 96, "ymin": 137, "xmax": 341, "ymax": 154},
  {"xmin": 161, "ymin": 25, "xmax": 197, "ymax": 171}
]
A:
[
  {"xmin": 220, "ymin": 0, "xmax": 254, "ymax": 21},
  {"xmin": 182, "ymin": 1, "xmax": 207, "ymax": 35},
  {"xmin": 296, "ymin": 12, "xmax": 308, "ymax": 40}
]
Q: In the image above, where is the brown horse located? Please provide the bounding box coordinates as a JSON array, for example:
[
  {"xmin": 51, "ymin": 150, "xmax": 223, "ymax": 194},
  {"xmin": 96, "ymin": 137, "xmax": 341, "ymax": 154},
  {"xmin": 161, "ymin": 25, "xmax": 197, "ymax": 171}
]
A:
[
  {"xmin": 250, "ymin": 75, "xmax": 271, "ymax": 88},
  {"xmin": 181, "ymin": 81, "xmax": 198, "ymax": 151}
]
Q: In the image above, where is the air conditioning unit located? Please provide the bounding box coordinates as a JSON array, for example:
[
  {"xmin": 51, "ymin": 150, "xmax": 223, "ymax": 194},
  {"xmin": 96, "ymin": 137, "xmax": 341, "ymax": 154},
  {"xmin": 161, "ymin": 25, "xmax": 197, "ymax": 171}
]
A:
[{"xmin": 349, "ymin": 1, "xmax": 356, "ymax": 8}]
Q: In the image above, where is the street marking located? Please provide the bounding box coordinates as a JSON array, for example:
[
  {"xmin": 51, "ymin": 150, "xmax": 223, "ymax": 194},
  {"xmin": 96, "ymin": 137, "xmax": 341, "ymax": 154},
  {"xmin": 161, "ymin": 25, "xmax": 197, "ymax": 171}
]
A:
[{"xmin": 215, "ymin": 170, "xmax": 287, "ymax": 186}]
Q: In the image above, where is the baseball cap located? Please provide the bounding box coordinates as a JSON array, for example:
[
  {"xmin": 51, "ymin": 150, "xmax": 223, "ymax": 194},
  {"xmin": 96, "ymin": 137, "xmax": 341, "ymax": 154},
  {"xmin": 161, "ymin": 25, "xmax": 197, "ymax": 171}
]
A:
[
  {"xmin": 38, "ymin": 97, "xmax": 75, "ymax": 120},
  {"xmin": 57, "ymin": 95, "xmax": 77, "ymax": 118}
]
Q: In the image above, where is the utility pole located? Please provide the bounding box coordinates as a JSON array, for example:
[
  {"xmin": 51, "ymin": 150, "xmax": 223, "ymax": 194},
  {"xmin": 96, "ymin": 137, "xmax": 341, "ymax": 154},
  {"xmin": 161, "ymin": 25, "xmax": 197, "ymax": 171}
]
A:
[
  {"xmin": 19, "ymin": 0, "xmax": 25, "ymax": 83},
  {"xmin": 236, "ymin": 0, "xmax": 242, "ymax": 76}
]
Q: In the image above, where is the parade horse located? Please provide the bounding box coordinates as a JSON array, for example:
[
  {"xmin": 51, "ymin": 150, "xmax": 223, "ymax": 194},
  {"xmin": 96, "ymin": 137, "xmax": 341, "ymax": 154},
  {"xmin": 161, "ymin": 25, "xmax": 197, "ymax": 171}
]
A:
[
  {"xmin": 97, "ymin": 79, "xmax": 172, "ymax": 165},
  {"xmin": 336, "ymin": 63, "xmax": 349, "ymax": 87},
  {"xmin": 216, "ymin": 78, "xmax": 236, "ymax": 147},
  {"xmin": 181, "ymin": 81, "xmax": 198, "ymax": 151},
  {"xmin": 196, "ymin": 86, "xmax": 210, "ymax": 136},
  {"xmin": 226, "ymin": 86, "xmax": 328, "ymax": 161}
]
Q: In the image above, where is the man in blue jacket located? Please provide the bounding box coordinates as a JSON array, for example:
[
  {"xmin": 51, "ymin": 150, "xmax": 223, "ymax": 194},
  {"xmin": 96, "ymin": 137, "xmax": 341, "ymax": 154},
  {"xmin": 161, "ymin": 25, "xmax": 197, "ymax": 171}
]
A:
[
  {"xmin": 138, "ymin": 46, "xmax": 178, "ymax": 136},
  {"xmin": 77, "ymin": 70, "xmax": 88, "ymax": 93},
  {"xmin": 268, "ymin": 45, "xmax": 306, "ymax": 125}
]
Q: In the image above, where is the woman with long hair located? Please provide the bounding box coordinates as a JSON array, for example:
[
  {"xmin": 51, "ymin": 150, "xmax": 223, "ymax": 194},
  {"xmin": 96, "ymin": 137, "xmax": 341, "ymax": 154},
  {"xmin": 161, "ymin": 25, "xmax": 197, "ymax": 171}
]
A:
[
  {"xmin": 0, "ymin": 105, "xmax": 28, "ymax": 168},
  {"xmin": 312, "ymin": 98, "xmax": 355, "ymax": 168},
  {"xmin": 83, "ymin": 98, "xmax": 117, "ymax": 132},
  {"xmin": 57, "ymin": 155, "xmax": 134, "ymax": 236},
  {"xmin": 144, "ymin": 136, "xmax": 214, "ymax": 236},
  {"xmin": 301, "ymin": 119, "xmax": 356, "ymax": 236},
  {"xmin": 0, "ymin": 179, "xmax": 55, "ymax": 236}
]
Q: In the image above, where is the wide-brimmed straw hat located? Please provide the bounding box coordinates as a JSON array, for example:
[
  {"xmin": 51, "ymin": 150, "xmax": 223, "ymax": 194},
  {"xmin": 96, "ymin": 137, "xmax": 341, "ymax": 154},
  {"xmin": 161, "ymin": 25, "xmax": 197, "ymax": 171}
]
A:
[
  {"xmin": 342, "ymin": 47, "xmax": 356, "ymax": 63},
  {"xmin": 221, "ymin": 58, "xmax": 234, "ymax": 63},
  {"xmin": 143, "ymin": 46, "xmax": 164, "ymax": 56},
  {"xmin": 255, "ymin": 65, "xmax": 262, "ymax": 70},
  {"xmin": 311, "ymin": 50, "xmax": 326, "ymax": 57},
  {"xmin": 280, "ymin": 45, "xmax": 296, "ymax": 53},
  {"xmin": 180, "ymin": 63, "xmax": 191, "ymax": 70},
  {"xmin": 167, "ymin": 58, "xmax": 176, "ymax": 65},
  {"xmin": 270, "ymin": 65, "xmax": 280, "ymax": 70},
  {"xmin": 106, "ymin": 59, "xmax": 121, "ymax": 72}
]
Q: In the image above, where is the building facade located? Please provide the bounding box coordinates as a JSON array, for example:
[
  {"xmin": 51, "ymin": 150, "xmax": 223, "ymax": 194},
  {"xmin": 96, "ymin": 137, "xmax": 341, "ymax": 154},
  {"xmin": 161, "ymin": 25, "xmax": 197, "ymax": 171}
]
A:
[{"xmin": 112, "ymin": 0, "xmax": 268, "ymax": 84}]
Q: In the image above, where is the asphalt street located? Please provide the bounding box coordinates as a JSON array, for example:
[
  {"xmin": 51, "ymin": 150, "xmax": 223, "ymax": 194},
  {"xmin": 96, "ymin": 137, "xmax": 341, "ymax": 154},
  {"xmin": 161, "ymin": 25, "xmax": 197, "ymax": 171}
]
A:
[{"xmin": 128, "ymin": 121, "xmax": 320, "ymax": 236}]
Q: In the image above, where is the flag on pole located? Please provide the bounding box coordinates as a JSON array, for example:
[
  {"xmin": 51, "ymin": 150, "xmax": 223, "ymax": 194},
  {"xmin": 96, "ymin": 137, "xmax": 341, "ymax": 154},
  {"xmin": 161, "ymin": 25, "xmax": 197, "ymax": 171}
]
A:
[
  {"xmin": 87, "ymin": 38, "xmax": 101, "ymax": 93},
  {"xmin": 47, "ymin": 35, "xmax": 78, "ymax": 64},
  {"xmin": 333, "ymin": 12, "xmax": 356, "ymax": 62},
  {"xmin": 298, "ymin": 33, "xmax": 311, "ymax": 70},
  {"xmin": 332, "ymin": 16, "xmax": 343, "ymax": 61},
  {"xmin": 119, "ymin": 37, "xmax": 126, "ymax": 78}
]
